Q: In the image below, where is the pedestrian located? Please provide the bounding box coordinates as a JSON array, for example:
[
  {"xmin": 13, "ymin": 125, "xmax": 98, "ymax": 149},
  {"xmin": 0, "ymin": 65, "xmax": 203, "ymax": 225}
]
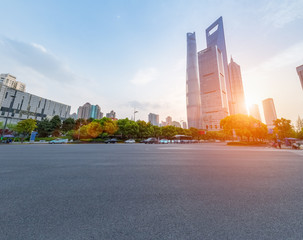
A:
[{"xmin": 277, "ymin": 139, "xmax": 282, "ymax": 149}]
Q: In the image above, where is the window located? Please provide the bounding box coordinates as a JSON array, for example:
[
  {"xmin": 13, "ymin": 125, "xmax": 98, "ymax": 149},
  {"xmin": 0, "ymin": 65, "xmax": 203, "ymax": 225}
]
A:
[{"xmin": 5, "ymin": 92, "xmax": 8, "ymax": 99}]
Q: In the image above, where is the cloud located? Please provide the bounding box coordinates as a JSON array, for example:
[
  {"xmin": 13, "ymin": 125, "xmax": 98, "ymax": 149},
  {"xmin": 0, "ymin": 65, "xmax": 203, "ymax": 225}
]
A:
[
  {"xmin": 130, "ymin": 67, "xmax": 158, "ymax": 85},
  {"xmin": 262, "ymin": 0, "xmax": 303, "ymax": 28},
  {"xmin": 0, "ymin": 36, "xmax": 81, "ymax": 83}
]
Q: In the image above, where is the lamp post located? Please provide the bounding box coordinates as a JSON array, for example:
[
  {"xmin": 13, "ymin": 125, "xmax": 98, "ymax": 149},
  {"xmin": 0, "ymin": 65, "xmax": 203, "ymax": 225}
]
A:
[
  {"xmin": 1, "ymin": 90, "xmax": 17, "ymax": 141},
  {"xmin": 134, "ymin": 108, "xmax": 138, "ymax": 121}
]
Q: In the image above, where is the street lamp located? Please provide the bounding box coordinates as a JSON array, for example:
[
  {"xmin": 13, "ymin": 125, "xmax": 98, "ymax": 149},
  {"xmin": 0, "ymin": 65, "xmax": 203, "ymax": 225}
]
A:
[
  {"xmin": 1, "ymin": 90, "xmax": 17, "ymax": 141},
  {"xmin": 134, "ymin": 108, "xmax": 138, "ymax": 121}
]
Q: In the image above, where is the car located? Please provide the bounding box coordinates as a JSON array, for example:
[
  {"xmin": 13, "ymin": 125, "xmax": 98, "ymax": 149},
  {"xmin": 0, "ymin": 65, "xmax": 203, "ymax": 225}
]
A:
[
  {"xmin": 292, "ymin": 141, "xmax": 303, "ymax": 150},
  {"xmin": 125, "ymin": 139, "xmax": 136, "ymax": 144},
  {"xmin": 159, "ymin": 139, "xmax": 169, "ymax": 144},
  {"xmin": 49, "ymin": 139, "xmax": 68, "ymax": 144},
  {"xmin": 144, "ymin": 138, "xmax": 158, "ymax": 144},
  {"xmin": 104, "ymin": 138, "xmax": 118, "ymax": 144}
]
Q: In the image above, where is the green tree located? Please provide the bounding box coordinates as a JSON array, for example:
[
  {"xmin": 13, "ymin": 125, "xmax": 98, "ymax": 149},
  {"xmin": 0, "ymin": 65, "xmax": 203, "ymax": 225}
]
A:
[
  {"xmin": 273, "ymin": 118, "xmax": 295, "ymax": 139},
  {"xmin": 162, "ymin": 125, "xmax": 177, "ymax": 139},
  {"xmin": 37, "ymin": 119, "xmax": 53, "ymax": 137},
  {"xmin": 50, "ymin": 115, "xmax": 62, "ymax": 132},
  {"xmin": 137, "ymin": 120, "xmax": 152, "ymax": 139},
  {"xmin": 62, "ymin": 118, "xmax": 75, "ymax": 133},
  {"xmin": 16, "ymin": 119, "xmax": 37, "ymax": 135}
]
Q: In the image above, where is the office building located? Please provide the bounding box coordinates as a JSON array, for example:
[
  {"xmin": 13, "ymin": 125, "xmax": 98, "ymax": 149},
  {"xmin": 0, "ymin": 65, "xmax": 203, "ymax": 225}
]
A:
[
  {"xmin": 186, "ymin": 32, "xmax": 201, "ymax": 129},
  {"xmin": 77, "ymin": 103, "xmax": 103, "ymax": 119},
  {"xmin": 148, "ymin": 113, "xmax": 159, "ymax": 126},
  {"xmin": 0, "ymin": 73, "xmax": 26, "ymax": 92},
  {"xmin": 262, "ymin": 98, "xmax": 277, "ymax": 128},
  {"xmin": 172, "ymin": 121, "xmax": 181, "ymax": 128},
  {"xmin": 249, "ymin": 104, "xmax": 262, "ymax": 122},
  {"xmin": 106, "ymin": 110, "xmax": 116, "ymax": 119},
  {"xmin": 166, "ymin": 116, "xmax": 172, "ymax": 126},
  {"xmin": 198, "ymin": 45, "xmax": 229, "ymax": 130},
  {"xmin": 70, "ymin": 113, "xmax": 77, "ymax": 120},
  {"xmin": 0, "ymin": 82, "xmax": 70, "ymax": 124},
  {"xmin": 229, "ymin": 58, "xmax": 247, "ymax": 115},
  {"xmin": 182, "ymin": 121, "xmax": 187, "ymax": 129},
  {"xmin": 297, "ymin": 64, "xmax": 303, "ymax": 90}
]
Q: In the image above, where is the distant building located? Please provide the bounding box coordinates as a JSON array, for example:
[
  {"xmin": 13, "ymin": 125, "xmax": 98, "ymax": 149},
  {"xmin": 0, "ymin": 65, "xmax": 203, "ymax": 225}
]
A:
[
  {"xmin": 172, "ymin": 121, "xmax": 181, "ymax": 128},
  {"xmin": 229, "ymin": 58, "xmax": 247, "ymax": 115},
  {"xmin": 0, "ymin": 73, "xmax": 26, "ymax": 92},
  {"xmin": 0, "ymin": 82, "xmax": 70, "ymax": 124},
  {"xmin": 77, "ymin": 102, "xmax": 103, "ymax": 119},
  {"xmin": 148, "ymin": 113, "xmax": 159, "ymax": 126},
  {"xmin": 297, "ymin": 64, "xmax": 303, "ymax": 90},
  {"xmin": 182, "ymin": 121, "xmax": 187, "ymax": 129},
  {"xmin": 166, "ymin": 116, "xmax": 172, "ymax": 126},
  {"xmin": 70, "ymin": 113, "xmax": 77, "ymax": 120},
  {"xmin": 106, "ymin": 110, "xmax": 116, "ymax": 119},
  {"xmin": 249, "ymin": 104, "xmax": 262, "ymax": 122},
  {"xmin": 262, "ymin": 98, "xmax": 277, "ymax": 128}
]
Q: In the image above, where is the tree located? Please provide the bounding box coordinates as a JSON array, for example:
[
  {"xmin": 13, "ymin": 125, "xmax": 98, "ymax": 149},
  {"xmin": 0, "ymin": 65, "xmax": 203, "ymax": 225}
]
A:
[
  {"xmin": 162, "ymin": 126, "xmax": 177, "ymax": 139},
  {"xmin": 151, "ymin": 125, "xmax": 162, "ymax": 138},
  {"xmin": 273, "ymin": 118, "xmax": 295, "ymax": 139},
  {"xmin": 94, "ymin": 117, "xmax": 118, "ymax": 135},
  {"xmin": 296, "ymin": 116, "xmax": 303, "ymax": 132},
  {"xmin": 37, "ymin": 119, "xmax": 53, "ymax": 137},
  {"xmin": 86, "ymin": 122, "xmax": 103, "ymax": 138},
  {"xmin": 62, "ymin": 118, "xmax": 75, "ymax": 133},
  {"xmin": 16, "ymin": 119, "xmax": 37, "ymax": 136},
  {"xmin": 50, "ymin": 115, "xmax": 62, "ymax": 134},
  {"xmin": 137, "ymin": 120, "xmax": 152, "ymax": 139}
]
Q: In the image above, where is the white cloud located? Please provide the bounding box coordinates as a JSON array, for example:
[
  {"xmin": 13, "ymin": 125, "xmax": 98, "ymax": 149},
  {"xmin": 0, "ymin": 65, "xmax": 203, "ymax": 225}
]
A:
[
  {"xmin": 131, "ymin": 67, "xmax": 158, "ymax": 85},
  {"xmin": 262, "ymin": 0, "xmax": 303, "ymax": 28}
]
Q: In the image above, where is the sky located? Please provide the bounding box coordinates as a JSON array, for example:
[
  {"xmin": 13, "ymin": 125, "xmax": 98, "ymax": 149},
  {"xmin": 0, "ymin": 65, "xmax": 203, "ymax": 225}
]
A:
[{"xmin": 0, "ymin": 0, "xmax": 302, "ymax": 124}]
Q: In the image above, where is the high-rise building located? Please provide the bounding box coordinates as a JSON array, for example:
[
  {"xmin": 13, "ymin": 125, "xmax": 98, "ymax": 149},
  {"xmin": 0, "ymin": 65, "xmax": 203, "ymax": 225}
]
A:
[
  {"xmin": 172, "ymin": 121, "xmax": 181, "ymax": 128},
  {"xmin": 249, "ymin": 104, "xmax": 262, "ymax": 122},
  {"xmin": 0, "ymin": 73, "xmax": 26, "ymax": 92},
  {"xmin": 186, "ymin": 32, "xmax": 201, "ymax": 129},
  {"xmin": 77, "ymin": 103, "xmax": 103, "ymax": 119},
  {"xmin": 229, "ymin": 58, "xmax": 247, "ymax": 115},
  {"xmin": 297, "ymin": 64, "xmax": 303, "ymax": 90},
  {"xmin": 205, "ymin": 17, "xmax": 232, "ymax": 114},
  {"xmin": 262, "ymin": 98, "xmax": 277, "ymax": 128},
  {"xmin": 148, "ymin": 113, "xmax": 159, "ymax": 126},
  {"xmin": 166, "ymin": 116, "xmax": 172, "ymax": 126},
  {"xmin": 198, "ymin": 45, "xmax": 229, "ymax": 130},
  {"xmin": 182, "ymin": 121, "xmax": 187, "ymax": 129},
  {"xmin": 106, "ymin": 110, "xmax": 116, "ymax": 119}
]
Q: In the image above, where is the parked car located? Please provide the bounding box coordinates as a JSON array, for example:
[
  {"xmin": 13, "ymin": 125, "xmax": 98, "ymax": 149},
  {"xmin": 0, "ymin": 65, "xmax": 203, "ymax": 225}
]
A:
[
  {"xmin": 292, "ymin": 141, "xmax": 303, "ymax": 150},
  {"xmin": 125, "ymin": 139, "xmax": 136, "ymax": 144},
  {"xmin": 49, "ymin": 139, "xmax": 68, "ymax": 144},
  {"xmin": 144, "ymin": 138, "xmax": 158, "ymax": 144},
  {"xmin": 159, "ymin": 139, "xmax": 169, "ymax": 144},
  {"xmin": 104, "ymin": 138, "xmax": 118, "ymax": 144}
]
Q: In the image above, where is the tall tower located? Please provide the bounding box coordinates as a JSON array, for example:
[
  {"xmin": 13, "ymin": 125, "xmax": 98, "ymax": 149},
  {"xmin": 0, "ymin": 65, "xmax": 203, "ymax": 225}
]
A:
[
  {"xmin": 262, "ymin": 98, "xmax": 277, "ymax": 129},
  {"xmin": 198, "ymin": 46, "xmax": 229, "ymax": 130},
  {"xmin": 205, "ymin": 17, "xmax": 232, "ymax": 114},
  {"xmin": 249, "ymin": 104, "xmax": 262, "ymax": 122},
  {"xmin": 229, "ymin": 57, "xmax": 247, "ymax": 115},
  {"xmin": 297, "ymin": 64, "xmax": 303, "ymax": 90},
  {"xmin": 186, "ymin": 32, "xmax": 201, "ymax": 129}
]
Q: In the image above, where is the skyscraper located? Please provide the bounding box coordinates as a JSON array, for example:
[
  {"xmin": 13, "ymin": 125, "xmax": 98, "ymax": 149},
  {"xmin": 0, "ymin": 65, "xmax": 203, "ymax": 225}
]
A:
[
  {"xmin": 229, "ymin": 57, "xmax": 247, "ymax": 115},
  {"xmin": 198, "ymin": 46, "xmax": 229, "ymax": 130},
  {"xmin": 77, "ymin": 102, "xmax": 103, "ymax": 119},
  {"xmin": 297, "ymin": 64, "xmax": 303, "ymax": 90},
  {"xmin": 249, "ymin": 104, "xmax": 262, "ymax": 122},
  {"xmin": 148, "ymin": 113, "xmax": 159, "ymax": 126},
  {"xmin": 186, "ymin": 32, "xmax": 201, "ymax": 129},
  {"xmin": 205, "ymin": 17, "xmax": 232, "ymax": 114},
  {"xmin": 166, "ymin": 116, "xmax": 172, "ymax": 126},
  {"xmin": 262, "ymin": 98, "xmax": 277, "ymax": 128}
]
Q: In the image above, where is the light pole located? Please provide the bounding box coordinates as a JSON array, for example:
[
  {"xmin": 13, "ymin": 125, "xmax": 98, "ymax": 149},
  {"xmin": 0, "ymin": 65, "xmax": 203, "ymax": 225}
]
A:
[
  {"xmin": 134, "ymin": 108, "xmax": 138, "ymax": 121},
  {"xmin": 1, "ymin": 90, "xmax": 17, "ymax": 141}
]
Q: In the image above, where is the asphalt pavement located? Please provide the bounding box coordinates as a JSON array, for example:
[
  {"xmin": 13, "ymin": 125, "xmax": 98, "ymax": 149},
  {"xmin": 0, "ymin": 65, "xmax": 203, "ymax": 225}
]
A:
[{"xmin": 1, "ymin": 143, "xmax": 303, "ymax": 240}]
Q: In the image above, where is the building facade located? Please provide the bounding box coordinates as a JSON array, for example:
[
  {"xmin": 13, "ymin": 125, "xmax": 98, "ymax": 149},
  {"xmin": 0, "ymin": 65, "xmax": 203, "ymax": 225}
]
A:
[
  {"xmin": 229, "ymin": 58, "xmax": 247, "ymax": 115},
  {"xmin": 0, "ymin": 73, "xmax": 26, "ymax": 92},
  {"xmin": 148, "ymin": 113, "xmax": 159, "ymax": 126},
  {"xmin": 198, "ymin": 45, "xmax": 229, "ymax": 130},
  {"xmin": 262, "ymin": 98, "xmax": 277, "ymax": 129},
  {"xmin": 186, "ymin": 32, "xmax": 201, "ymax": 129},
  {"xmin": 166, "ymin": 116, "xmax": 172, "ymax": 126},
  {"xmin": 249, "ymin": 104, "xmax": 262, "ymax": 122},
  {"xmin": 0, "ymin": 83, "xmax": 70, "ymax": 124},
  {"xmin": 297, "ymin": 64, "xmax": 303, "ymax": 90},
  {"xmin": 106, "ymin": 110, "xmax": 116, "ymax": 119},
  {"xmin": 77, "ymin": 102, "xmax": 103, "ymax": 119}
]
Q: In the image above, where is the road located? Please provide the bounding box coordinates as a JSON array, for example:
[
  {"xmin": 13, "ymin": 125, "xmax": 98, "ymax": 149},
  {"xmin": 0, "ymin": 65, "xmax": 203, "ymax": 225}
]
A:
[{"xmin": 1, "ymin": 143, "xmax": 303, "ymax": 240}]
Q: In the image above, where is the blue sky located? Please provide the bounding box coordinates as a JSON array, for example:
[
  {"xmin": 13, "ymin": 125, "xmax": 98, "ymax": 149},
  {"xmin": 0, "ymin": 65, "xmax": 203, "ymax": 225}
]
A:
[{"xmin": 0, "ymin": 0, "xmax": 303, "ymax": 124}]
